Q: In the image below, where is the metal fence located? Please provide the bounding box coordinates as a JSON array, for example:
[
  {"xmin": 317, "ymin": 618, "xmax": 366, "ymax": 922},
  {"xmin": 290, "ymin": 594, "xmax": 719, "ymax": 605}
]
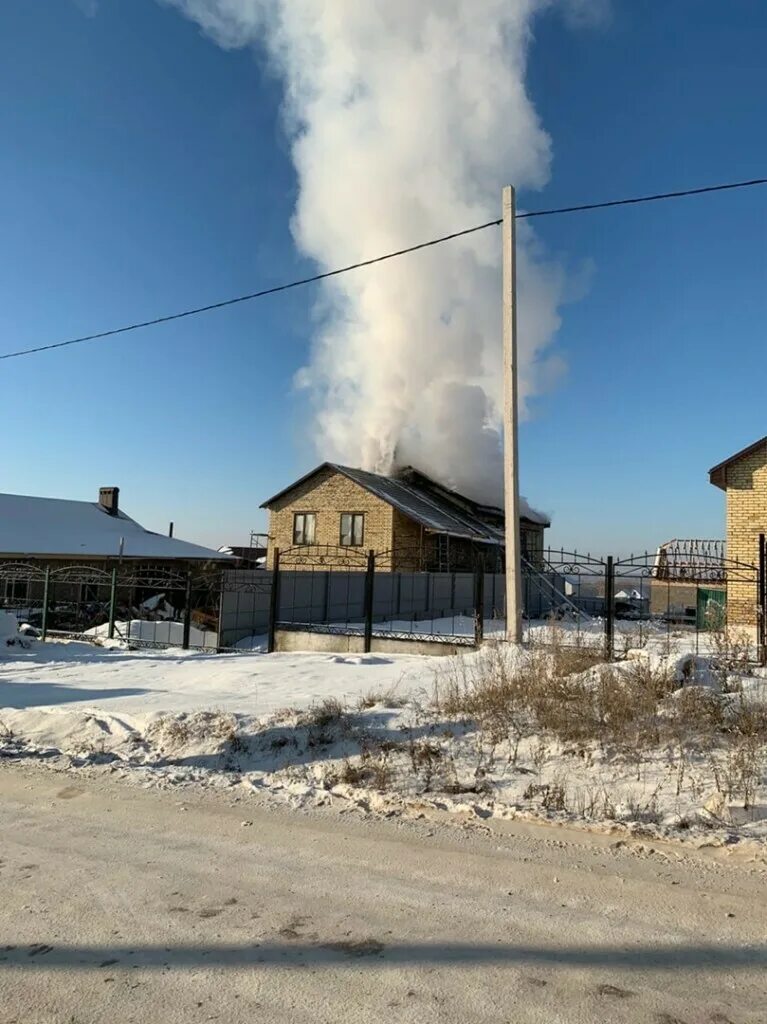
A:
[
  {"xmin": 0, "ymin": 562, "xmax": 220, "ymax": 650},
  {"xmin": 269, "ymin": 545, "xmax": 482, "ymax": 648},
  {"xmin": 3, "ymin": 538, "xmax": 765, "ymax": 660},
  {"xmin": 525, "ymin": 545, "xmax": 766, "ymax": 662}
]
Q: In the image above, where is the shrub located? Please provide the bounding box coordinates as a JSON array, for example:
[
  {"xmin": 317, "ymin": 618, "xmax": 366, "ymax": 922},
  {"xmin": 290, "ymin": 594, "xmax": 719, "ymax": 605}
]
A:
[
  {"xmin": 356, "ymin": 687, "xmax": 408, "ymax": 710},
  {"xmin": 337, "ymin": 749, "xmax": 395, "ymax": 791}
]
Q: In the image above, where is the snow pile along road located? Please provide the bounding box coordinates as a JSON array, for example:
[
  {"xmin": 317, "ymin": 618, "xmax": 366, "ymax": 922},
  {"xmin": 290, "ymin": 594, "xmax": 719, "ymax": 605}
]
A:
[{"xmin": 1, "ymin": 631, "xmax": 767, "ymax": 849}]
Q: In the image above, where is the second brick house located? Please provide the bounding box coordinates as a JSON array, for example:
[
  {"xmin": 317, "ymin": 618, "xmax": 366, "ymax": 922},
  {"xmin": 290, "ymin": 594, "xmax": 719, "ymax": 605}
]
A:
[{"xmin": 709, "ymin": 435, "xmax": 767, "ymax": 628}]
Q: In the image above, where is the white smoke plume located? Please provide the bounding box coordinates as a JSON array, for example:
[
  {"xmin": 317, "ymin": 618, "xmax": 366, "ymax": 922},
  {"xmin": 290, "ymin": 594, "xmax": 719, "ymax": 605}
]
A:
[{"xmin": 165, "ymin": 0, "xmax": 596, "ymax": 504}]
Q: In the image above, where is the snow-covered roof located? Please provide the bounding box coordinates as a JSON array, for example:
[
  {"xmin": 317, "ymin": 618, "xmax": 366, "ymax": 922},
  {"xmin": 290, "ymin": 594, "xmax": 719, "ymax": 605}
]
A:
[
  {"xmin": 262, "ymin": 462, "xmax": 550, "ymax": 545},
  {"xmin": 0, "ymin": 492, "xmax": 230, "ymax": 562}
]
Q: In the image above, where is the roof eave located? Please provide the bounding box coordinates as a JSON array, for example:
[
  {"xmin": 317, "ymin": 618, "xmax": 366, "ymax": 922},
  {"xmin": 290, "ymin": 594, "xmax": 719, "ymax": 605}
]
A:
[
  {"xmin": 708, "ymin": 435, "xmax": 767, "ymax": 491},
  {"xmin": 709, "ymin": 466, "xmax": 727, "ymax": 491},
  {"xmin": 260, "ymin": 462, "xmax": 334, "ymax": 508}
]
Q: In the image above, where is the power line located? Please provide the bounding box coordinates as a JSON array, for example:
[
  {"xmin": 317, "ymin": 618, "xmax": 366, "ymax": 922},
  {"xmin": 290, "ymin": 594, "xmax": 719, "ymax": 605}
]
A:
[
  {"xmin": 2, "ymin": 175, "xmax": 765, "ymax": 363},
  {"xmin": 0, "ymin": 220, "xmax": 501, "ymax": 363},
  {"xmin": 519, "ymin": 176, "xmax": 767, "ymax": 220}
]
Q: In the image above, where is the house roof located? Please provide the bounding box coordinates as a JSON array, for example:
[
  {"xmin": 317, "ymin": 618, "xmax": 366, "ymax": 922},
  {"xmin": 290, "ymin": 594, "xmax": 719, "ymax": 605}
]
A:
[
  {"xmin": 709, "ymin": 436, "xmax": 767, "ymax": 490},
  {"xmin": 652, "ymin": 538, "xmax": 726, "ymax": 582},
  {"xmin": 261, "ymin": 462, "xmax": 550, "ymax": 545},
  {"xmin": 0, "ymin": 492, "xmax": 230, "ymax": 561}
]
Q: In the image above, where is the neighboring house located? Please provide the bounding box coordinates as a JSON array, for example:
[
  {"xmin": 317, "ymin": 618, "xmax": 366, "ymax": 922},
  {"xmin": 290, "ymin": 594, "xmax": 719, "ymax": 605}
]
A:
[
  {"xmin": 709, "ymin": 435, "xmax": 767, "ymax": 627},
  {"xmin": 650, "ymin": 538, "xmax": 726, "ymax": 625},
  {"xmin": 218, "ymin": 539, "xmax": 268, "ymax": 569},
  {"xmin": 0, "ymin": 485, "xmax": 230, "ymax": 605},
  {"xmin": 614, "ymin": 588, "xmax": 650, "ymax": 618},
  {"xmin": 260, "ymin": 463, "xmax": 550, "ymax": 572}
]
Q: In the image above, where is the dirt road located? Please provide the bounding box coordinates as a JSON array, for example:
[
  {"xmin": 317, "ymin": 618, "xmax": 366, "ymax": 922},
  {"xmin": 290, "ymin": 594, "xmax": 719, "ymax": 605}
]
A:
[{"xmin": 0, "ymin": 764, "xmax": 765, "ymax": 1024}]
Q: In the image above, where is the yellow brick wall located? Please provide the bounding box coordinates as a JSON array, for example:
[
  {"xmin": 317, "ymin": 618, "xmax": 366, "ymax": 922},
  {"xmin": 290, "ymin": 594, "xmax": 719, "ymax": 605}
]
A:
[
  {"xmin": 266, "ymin": 467, "xmax": 394, "ymax": 568},
  {"xmin": 391, "ymin": 509, "xmax": 428, "ymax": 570},
  {"xmin": 724, "ymin": 444, "xmax": 767, "ymax": 625}
]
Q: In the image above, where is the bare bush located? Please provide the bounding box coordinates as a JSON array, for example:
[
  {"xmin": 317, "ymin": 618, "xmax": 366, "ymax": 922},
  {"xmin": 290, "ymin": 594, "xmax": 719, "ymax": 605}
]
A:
[
  {"xmin": 726, "ymin": 692, "xmax": 767, "ymax": 741},
  {"xmin": 523, "ymin": 779, "xmax": 567, "ymax": 813},
  {"xmin": 301, "ymin": 697, "xmax": 347, "ymax": 729},
  {"xmin": 434, "ymin": 644, "xmax": 535, "ymax": 764},
  {"xmin": 336, "ymin": 748, "xmax": 395, "ymax": 791},
  {"xmin": 706, "ymin": 618, "xmax": 755, "ymax": 689},
  {"xmin": 709, "ymin": 734, "xmax": 764, "ymax": 811},
  {"xmin": 356, "ymin": 687, "xmax": 409, "ymax": 710},
  {"xmin": 529, "ymin": 624, "xmax": 605, "ymax": 678}
]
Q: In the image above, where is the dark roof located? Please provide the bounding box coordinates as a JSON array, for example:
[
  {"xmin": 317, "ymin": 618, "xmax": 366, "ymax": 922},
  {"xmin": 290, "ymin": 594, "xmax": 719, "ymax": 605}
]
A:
[
  {"xmin": 261, "ymin": 462, "xmax": 549, "ymax": 545},
  {"xmin": 709, "ymin": 436, "xmax": 767, "ymax": 490}
]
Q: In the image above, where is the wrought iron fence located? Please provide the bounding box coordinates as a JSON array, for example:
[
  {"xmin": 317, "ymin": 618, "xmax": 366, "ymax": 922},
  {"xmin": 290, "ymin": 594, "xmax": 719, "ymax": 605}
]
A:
[
  {"xmin": 270, "ymin": 544, "xmax": 485, "ymax": 650},
  {"xmin": 2, "ymin": 537, "xmax": 764, "ymax": 661},
  {"xmin": 0, "ymin": 562, "xmax": 220, "ymax": 650}
]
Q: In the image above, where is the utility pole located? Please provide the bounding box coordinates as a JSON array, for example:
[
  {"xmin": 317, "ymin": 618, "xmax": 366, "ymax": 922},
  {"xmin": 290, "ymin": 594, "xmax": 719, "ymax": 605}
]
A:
[{"xmin": 502, "ymin": 185, "xmax": 523, "ymax": 643}]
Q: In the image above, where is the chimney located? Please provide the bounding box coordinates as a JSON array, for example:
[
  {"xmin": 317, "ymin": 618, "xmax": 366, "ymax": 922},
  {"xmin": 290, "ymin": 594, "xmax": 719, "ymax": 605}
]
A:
[{"xmin": 99, "ymin": 486, "xmax": 120, "ymax": 516}]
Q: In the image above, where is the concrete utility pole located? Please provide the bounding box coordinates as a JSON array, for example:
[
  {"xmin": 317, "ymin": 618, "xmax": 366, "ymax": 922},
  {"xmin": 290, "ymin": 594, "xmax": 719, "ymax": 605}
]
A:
[{"xmin": 502, "ymin": 185, "xmax": 523, "ymax": 644}]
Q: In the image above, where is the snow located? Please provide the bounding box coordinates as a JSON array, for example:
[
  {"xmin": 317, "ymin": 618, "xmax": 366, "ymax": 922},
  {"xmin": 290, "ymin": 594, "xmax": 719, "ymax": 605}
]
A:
[
  {"xmin": 0, "ymin": 612, "xmax": 32, "ymax": 651},
  {"xmin": 0, "ymin": 612, "xmax": 18, "ymax": 643},
  {"xmin": 1, "ymin": 630, "xmax": 766, "ymax": 847},
  {"xmin": 0, "ymin": 491, "xmax": 229, "ymax": 561},
  {"xmin": 0, "ymin": 638, "xmax": 430, "ymax": 716}
]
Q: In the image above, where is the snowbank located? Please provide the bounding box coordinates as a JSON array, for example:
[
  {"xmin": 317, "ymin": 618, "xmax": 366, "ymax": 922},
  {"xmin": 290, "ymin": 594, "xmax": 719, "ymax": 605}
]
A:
[
  {"xmin": 0, "ymin": 612, "xmax": 32, "ymax": 652},
  {"xmin": 1, "ymin": 634, "xmax": 766, "ymax": 847}
]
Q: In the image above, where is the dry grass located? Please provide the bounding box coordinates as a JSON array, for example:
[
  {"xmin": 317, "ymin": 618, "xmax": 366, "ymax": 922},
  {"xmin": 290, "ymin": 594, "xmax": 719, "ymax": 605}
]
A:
[
  {"xmin": 301, "ymin": 697, "xmax": 347, "ymax": 729},
  {"xmin": 707, "ymin": 622, "xmax": 756, "ymax": 689},
  {"xmin": 436, "ymin": 642, "xmax": 679, "ymax": 753},
  {"xmin": 336, "ymin": 749, "xmax": 395, "ymax": 791},
  {"xmin": 708, "ymin": 734, "xmax": 764, "ymax": 811},
  {"xmin": 356, "ymin": 687, "xmax": 409, "ymax": 710},
  {"xmin": 434, "ymin": 641, "xmax": 765, "ymax": 781}
]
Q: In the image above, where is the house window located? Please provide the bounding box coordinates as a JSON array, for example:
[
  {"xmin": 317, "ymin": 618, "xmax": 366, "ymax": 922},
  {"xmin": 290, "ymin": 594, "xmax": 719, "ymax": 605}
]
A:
[
  {"xmin": 293, "ymin": 512, "xmax": 317, "ymax": 545},
  {"xmin": 340, "ymin": 513, "xmax": 365, "ymax": 546}
]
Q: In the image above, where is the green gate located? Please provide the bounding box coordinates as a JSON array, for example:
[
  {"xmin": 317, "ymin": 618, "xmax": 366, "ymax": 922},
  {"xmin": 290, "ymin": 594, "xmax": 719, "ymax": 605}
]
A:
[{"xmin": 696, "ymin": 587, "xmax": 726, "ymax": 629}]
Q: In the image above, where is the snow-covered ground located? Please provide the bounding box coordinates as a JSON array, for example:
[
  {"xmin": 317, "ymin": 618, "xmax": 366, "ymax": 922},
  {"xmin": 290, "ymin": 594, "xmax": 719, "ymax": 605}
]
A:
[
  {"xmin": 1, "ymin": 619, "xmax": 766, "ymax": 850},
  {"xmin": 0, "ymin": 636, "xmax": 432, "ymax": 717}
]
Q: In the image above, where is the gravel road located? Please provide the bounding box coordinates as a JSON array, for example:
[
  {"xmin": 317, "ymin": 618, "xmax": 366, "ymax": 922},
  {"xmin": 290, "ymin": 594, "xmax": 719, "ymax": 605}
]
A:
[{"xmin": 0, "ymin": 763, "xmax": 765, "ymax": 1023}]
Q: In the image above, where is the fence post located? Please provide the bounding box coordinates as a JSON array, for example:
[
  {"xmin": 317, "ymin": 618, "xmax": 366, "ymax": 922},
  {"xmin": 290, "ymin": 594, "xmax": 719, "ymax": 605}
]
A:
[
  {"xmin": 267, "ymin": 548, "xmax": 281, "ymax": 654},
  {"xmin": 474, "ymin": 561, "xmax": 485, "ymax": 647},
  {"xmin": 182, "ymin": 572, "xmax": 193, "ymax": 650},
  {"xmin": 604, "ymin": 555, "xmax": 615, "ymax": 661},
  {"xmin": 107, "ymin": 566, "xmax": 118, "ymax": 640},
  {"xmin": 40, "ymin": 567, "xmax": 51, "ymax": 642},
  {"xmin": 363, "ymin": 549, "xmax": 375, "ymax": 654},
  {"xmin": 216, "ymin": 572, "xmax": 226, "ymax": 653},
  {"xmin": 759, "ymin": 534, "xmax": 766, "ymax": 666}
]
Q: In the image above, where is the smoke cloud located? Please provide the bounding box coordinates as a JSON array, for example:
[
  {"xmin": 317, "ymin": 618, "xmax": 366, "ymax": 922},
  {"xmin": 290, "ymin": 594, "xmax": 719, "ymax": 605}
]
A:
[{"xmin": 165, "ymin": 0, "xmax": 596, "ymax": 504}]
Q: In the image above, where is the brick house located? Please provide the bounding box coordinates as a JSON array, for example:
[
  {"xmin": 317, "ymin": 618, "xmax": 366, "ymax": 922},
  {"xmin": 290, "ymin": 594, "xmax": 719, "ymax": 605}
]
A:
[
  {"xmin": 709, "ymin": 436, "xmax": 767, "ymax": 626},
  {"xmin": 261, "ymin": 463, "xmax": 549, "ymax": 572}
]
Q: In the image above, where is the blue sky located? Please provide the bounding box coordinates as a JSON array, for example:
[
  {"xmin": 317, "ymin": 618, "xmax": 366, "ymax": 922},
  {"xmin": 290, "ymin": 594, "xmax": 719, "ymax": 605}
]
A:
[{"xmin": 1, "ymin": 0, "xmax": 765, "ymax": 554}]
